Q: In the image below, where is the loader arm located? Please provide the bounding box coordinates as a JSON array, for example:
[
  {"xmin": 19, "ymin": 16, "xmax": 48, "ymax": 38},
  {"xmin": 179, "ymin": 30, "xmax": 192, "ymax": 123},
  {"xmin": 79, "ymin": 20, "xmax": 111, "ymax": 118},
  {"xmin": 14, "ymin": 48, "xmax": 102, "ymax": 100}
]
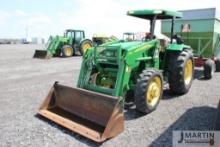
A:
[
  {"xmin": 77, "ymin": 40, "xmax": 160, "ymax": 100},
  {"xmin": 46, "ymin": 36, "xmax": 69, "ymax": 55},
  {"xmin": 33, "ymin": 36, "xmax": 70, "ymax": 58}
]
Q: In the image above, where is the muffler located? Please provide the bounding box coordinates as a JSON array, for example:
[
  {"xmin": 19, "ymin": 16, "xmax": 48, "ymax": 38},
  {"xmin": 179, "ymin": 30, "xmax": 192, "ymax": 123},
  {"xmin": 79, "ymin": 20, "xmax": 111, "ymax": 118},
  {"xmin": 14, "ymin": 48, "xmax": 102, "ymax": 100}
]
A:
[{"xmin": 38, "ymin": 82, "xmax": 124, "ymax": 142}]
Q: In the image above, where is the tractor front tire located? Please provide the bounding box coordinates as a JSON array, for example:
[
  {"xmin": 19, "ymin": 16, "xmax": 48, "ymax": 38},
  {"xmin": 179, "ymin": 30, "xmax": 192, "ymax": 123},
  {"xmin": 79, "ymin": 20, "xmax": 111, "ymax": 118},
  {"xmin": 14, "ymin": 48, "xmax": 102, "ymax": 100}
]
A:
[
  {"xmin": 134, "ymin": 69, "xmax": 163, "ymax": 114},
  {"xmin": 80, "ymin": 40, "xmax": 93, "ymax": 55},
  {"xmin": 61, "ymin": 45, "xmax": 73, "ymax": 57},
  {"xmin": 215, "ymin": 58, "xmax": 220, "ymax": 72},
  {"xmin": 168, "ymin": 49, "xmax": 194, "ymax": 94},
  {"xmin": 204, "ymin": 59, "xmax": 215, "ymax": 79}
]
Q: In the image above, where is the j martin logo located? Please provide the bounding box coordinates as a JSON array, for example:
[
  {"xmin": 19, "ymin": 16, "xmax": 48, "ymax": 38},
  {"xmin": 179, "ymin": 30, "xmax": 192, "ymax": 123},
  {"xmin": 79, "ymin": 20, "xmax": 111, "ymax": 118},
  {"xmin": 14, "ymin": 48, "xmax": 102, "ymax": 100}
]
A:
[{"xmin": 173, "ymin": 131, "xmax": 220, "ymax": 147}]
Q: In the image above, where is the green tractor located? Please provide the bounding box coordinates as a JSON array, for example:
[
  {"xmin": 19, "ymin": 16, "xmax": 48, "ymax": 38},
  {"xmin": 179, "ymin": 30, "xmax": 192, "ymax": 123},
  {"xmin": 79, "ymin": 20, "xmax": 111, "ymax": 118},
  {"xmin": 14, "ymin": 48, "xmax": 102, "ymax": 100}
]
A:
[
  {"xmin": 92, "ymin": 34, "xmax": 119, "ymax": 46},
  {"xmin": 123, "ymin": 32, "xmax": 136, "ymax": 41},
  {"xmin": 38, "ymin": 9, "xmax": 194, "ymax": 142},
  {"xmin": 33, "ymin": 29, "xmax": 93, "ymax": 58}
]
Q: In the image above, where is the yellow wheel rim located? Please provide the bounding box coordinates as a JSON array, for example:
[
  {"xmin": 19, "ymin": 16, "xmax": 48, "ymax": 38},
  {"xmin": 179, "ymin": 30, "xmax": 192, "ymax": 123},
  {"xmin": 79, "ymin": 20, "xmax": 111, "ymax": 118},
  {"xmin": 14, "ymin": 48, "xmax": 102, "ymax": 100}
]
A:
[
  {"xmin": 65, "ymin": 47, "xmax": 72, "ymax": 56},
  {"xmin": 145, "ymin": 76, "xmax": 162, "ymax": 107},
  {"xmin": 82, "ymin": 43, "xmax": 92, "ymax": 53},
  {"xmin": 184, "ymin": 59, "xmax": 193, "ymax": 85}
]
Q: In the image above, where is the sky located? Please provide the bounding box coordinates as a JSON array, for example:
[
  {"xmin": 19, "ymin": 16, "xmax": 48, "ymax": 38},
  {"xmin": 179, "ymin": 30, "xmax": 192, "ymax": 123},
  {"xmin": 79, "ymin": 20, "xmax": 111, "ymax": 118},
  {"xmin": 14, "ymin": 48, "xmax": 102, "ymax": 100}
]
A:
[{"xmin": 0, "ymin": 0, "xmax": 220, "ymax": 40}]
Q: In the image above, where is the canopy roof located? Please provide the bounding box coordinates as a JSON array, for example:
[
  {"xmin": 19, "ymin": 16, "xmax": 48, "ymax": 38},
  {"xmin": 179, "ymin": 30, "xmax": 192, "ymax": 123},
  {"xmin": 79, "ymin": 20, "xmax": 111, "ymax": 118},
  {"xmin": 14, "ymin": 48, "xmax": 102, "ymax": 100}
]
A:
[{"xmin": 127, "ymin": 9, "xmax": 182, "ymax": 20}]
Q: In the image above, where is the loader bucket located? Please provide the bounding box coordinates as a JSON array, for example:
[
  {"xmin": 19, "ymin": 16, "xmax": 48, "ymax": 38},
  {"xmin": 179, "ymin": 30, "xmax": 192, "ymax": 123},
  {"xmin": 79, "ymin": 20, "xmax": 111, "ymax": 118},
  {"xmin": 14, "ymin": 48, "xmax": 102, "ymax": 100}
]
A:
[
  {"xmin": 38, "ymin": 82, "xmax": 124, "ymax": 142},
  {"xmin": 33, "ymin": 50, "xmax": 52, "ymax": 59}
]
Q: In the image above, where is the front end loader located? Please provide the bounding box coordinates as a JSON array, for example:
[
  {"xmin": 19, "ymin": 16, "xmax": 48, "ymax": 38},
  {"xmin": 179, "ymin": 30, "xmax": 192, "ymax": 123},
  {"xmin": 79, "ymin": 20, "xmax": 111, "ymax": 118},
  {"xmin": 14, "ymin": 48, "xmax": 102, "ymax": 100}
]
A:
[
  {"xmin": 33, "ymin": 36, "xmax": 68, "ymax": 59},
  {"xmin": 38, "ymin": 9, "xmax": 194, "ymax": 142},
  {"xmin": 34, "ymin": 30, "xmax": 93, "ymax": 59}
]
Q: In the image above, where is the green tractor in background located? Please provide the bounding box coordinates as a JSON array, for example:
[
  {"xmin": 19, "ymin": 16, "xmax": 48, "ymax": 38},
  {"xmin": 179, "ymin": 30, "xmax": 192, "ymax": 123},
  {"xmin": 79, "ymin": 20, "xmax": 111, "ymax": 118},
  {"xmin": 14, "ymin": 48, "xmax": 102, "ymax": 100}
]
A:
[
  {"xmin": 38, "ymin": 9, "xmax": 194, "ymax": 142},
  {"xmin": 33, "ymin": 29, "xmax": 93, "ymax": 58},
  {"xmin": 123, "ymin": 32, "xmax": 136, "ymax": 41},
  {"xmin": 92, "ymin": 34, "xmax": 119, "ymax": 46}
]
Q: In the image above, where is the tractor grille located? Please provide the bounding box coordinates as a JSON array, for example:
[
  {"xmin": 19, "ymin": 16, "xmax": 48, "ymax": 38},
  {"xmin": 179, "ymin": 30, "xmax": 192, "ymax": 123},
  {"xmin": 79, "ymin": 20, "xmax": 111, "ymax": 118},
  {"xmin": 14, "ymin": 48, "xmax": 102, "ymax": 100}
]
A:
[{"xmin": 95, "ymin": 47, "xmax": 118, "ymax": 64}]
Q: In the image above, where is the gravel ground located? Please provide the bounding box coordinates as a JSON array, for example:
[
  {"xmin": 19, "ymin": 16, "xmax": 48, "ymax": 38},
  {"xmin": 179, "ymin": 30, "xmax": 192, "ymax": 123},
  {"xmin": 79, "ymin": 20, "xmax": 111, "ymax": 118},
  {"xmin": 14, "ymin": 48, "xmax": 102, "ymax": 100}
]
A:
[{"xmin": 0, "ymin": 44, "xmax": 219, "ymax": 147}]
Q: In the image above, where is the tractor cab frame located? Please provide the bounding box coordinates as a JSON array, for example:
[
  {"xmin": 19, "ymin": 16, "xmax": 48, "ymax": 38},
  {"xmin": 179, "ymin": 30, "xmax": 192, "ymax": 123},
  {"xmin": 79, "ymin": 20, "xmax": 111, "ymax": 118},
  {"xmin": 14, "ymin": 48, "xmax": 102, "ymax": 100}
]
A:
[
  {"xmin": 127, "ymin": 9, "xmax": 183, "ymax": 42},
  {"xmin": 64, "ymin": 29, "xmax": 86, "ymax": 50}
]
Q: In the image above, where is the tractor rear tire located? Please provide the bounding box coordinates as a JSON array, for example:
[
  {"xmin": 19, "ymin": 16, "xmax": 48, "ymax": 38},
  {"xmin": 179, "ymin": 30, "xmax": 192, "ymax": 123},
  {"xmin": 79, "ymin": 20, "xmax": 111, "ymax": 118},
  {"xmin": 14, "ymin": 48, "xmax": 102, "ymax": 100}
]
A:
[
  {"xmin": 61, "ymin": 45, "xmax": 73, "ymax": 57},
  {"xmin": 204, "ymin": 59, "xmax": 215, "ymax": 79},
  {"xmin": 134, "ymin": 69, "xmax": 163, "ymax": 114},
  {"xmin": 168, "ymin": 49, "xmax": 194, "ymax": 94},
  {"xmin": 80, "ymin": 40, "xmax": 93, "ymax": 55},
  {"xmin": 215, "ymin": 58, "xmax": 220, "ymax": 72}
]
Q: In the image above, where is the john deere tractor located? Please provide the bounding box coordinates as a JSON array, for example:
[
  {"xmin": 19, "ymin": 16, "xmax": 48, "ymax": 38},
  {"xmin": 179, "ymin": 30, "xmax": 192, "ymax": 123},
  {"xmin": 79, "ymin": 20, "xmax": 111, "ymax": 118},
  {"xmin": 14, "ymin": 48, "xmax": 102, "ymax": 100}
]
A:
[
  {"xmin": 123, "ymin": 32, "xmax": 136, "ymax": 41},
  {"xmin": 38, "ymin": 9, "xmax": 194, "ymax": 142},
  {"xmin": 92, "ymin": 34, "xmax": 119, "ymax": 46},
  {"xmin": 33, "ymin": 29, "xmax": 92, "ymax": 58}
]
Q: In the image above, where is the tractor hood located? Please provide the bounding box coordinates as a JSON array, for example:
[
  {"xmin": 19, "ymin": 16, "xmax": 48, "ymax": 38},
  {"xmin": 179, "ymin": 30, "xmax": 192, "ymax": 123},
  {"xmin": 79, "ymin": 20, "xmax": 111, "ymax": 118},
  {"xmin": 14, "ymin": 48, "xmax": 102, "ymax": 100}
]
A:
[
  {"xmin": 89, "ymin": 40, "xmax": 158, "ymax": 65},
  {"xmin": 101, "ymin": 41, "xmax": 143, "ymax": 51},
  {"xmin": 99, "ymin": 40, "xmax": 158, "ymax": 52}
]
